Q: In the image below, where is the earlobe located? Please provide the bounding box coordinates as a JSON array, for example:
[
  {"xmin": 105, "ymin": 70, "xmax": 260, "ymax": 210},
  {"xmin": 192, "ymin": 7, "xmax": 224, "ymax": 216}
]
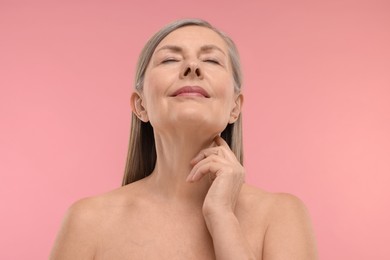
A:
[
  {"xmin": 229, "ymin": 93, "xmax": 243, "ymax": 124},
  {"xmin": 130, "ymin": 92, "xmax": 149, "ymax": 122}
]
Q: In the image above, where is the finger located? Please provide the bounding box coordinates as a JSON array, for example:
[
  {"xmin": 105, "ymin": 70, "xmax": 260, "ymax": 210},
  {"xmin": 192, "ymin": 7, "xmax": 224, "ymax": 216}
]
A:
[
  {"xmin": 190, "ymin": 147, "xmax": 223, "ymax": 165},
  {"xmin": 190, "ymin": 162, "xmax": 225, "ymax": 182},
  {"xmin": 214, "ymin": 135, "xmax": 238, "ymax": 161},
  {"xmin": 190, "ymin": 152, "xmax": 206, "ymax": 166},
  {"xmin": 187, "ymin": 154, "xmax": 225, "ymax": 181},
  {"xmin": 190, "ymin": 135, "xmax": 232, "ymax": 165},
  {"xmin": 214, "ymin": 135, "xmax": 230, "ymax": 148},
  {"xmin": 187, "ymin": 155, "xmax": 226, "ymax": 182}
]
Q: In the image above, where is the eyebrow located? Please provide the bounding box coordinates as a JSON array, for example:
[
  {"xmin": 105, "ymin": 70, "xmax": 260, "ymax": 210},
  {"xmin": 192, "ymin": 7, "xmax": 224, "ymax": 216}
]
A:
[
  {"xmin": 200, "ymin": 44, "xmax": 226, "ymax": 56},
  {"xmin": 155, "ymin": 45, "xmax": 183, "ymax": 53},
  {"xmin": 155, "ymin": 44, "xmax": 226, "ymax": 56}
]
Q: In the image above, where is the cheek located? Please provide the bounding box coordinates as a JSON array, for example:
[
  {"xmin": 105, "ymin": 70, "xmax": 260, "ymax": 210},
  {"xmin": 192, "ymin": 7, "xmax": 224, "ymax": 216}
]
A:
[
  {"xmin": 142, "ymin": 73, "xmax": 162, "ymax": 103},
  {"xmin": 214, "ymin": 79, "xmax": 236, "ymax": 105},
  {"xmin": 143, "ymin": 68, "xmax": 174, "ymax": 95},
  {"xmin": 141, "ymin": 73, "xmax": 170, "ymax": 123}
]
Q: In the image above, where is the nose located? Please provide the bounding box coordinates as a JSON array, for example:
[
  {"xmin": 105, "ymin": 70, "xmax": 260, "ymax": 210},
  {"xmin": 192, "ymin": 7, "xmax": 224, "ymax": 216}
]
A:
[{"xmin": 180, "ymin": 62, "xmax": 203, "ymax": 79}]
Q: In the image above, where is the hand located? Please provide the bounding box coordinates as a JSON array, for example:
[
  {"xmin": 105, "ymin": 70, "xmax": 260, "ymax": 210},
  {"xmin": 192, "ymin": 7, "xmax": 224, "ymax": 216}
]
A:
[{"xmin": 186, "ymin": 136, "xmax": 245, "ymax": 219}]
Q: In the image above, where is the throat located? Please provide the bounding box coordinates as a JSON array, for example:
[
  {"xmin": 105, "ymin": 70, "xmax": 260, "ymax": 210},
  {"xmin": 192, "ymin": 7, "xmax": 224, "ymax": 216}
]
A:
[
  {"xmin": 145, "ymin": 167, "xmax": 211, "ymax": 206},
  {"xmin": 145, "ymin": 132, "xmax": 216, "ymax": 204}
]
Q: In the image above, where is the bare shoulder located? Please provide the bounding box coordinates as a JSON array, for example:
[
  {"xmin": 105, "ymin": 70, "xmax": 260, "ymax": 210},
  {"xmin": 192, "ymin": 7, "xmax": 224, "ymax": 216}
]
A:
[
  {"xmin": 239, "ymin": 185, "xmax": 318, "ymax": 259},
  {"xmin": 49, "ymin": 183, "xmax": 142, "ymax": 260},
  {"xmin": 49, "ymin": 196, "xmax": 101, "ymax": 259},
  {"xmin": 268, "ymin": 192, "xmax": 312, "ymax": 220},
  {"xmin": 238, "ymin": 184, "xmax": 289, "ymax": 212},
  {"xmin": 240, "ymin": 184, "xmax": 313, "ymax": 222},
  {"xmin": 59, "ymin": 183, "xmax": 140, "ymax": 225}
]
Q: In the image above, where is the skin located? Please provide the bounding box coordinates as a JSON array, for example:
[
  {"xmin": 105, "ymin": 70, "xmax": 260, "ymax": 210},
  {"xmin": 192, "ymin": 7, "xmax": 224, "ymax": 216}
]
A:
[{"xmin": 50, "ymin": 26, "xmax": 318, "ymax": 259}]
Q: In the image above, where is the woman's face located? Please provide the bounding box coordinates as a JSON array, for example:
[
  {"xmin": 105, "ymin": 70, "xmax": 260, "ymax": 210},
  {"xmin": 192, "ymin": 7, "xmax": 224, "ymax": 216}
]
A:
[{"xmin": 138, "ymin": 25, "xmax": 242, "ymax": 135}]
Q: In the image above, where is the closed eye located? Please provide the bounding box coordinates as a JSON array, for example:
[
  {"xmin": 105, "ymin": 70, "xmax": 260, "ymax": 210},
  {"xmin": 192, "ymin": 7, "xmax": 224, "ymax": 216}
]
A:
[
  {"xmin": 162, "ymin": 58, "xmax": 179, "ymax": 64},
  {"xmin": 203, "ymin": 59, "xmax": 220, "ymax": 65}
]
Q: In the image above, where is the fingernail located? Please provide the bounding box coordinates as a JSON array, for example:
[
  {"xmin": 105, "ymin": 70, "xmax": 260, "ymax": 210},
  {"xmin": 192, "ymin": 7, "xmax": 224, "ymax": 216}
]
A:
[{"xmin": 191, "ymin": 155, "xmax": 199, "ymax": 164}]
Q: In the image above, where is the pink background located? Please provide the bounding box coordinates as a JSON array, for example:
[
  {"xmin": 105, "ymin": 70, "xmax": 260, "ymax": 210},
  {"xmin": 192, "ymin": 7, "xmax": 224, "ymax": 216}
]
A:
[{"xmin": 1, "ymin": 0, "xmax": 389, "ymax": 259}]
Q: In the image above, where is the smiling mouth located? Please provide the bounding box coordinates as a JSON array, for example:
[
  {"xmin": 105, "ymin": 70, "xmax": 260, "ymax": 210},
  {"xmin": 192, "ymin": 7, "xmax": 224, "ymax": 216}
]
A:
[{"xmin": 171, "ymin": 86, "xmax": 210, "ymax": 98}]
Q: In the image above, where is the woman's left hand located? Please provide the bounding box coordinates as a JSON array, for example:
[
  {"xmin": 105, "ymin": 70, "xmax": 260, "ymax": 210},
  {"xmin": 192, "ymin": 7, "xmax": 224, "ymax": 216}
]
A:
[{"xmin": 186, "ymin": 135, "xmax": 245, "ymax": 219}]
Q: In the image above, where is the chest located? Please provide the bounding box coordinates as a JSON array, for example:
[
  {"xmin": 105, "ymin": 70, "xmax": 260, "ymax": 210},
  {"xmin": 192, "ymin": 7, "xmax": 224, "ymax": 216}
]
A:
[
  {"xmin": 93, "ymin": 204, "xmax": 265, "ymax": 259},
  {"xmin": 96, "ymin": 234, "xmax": 215, "ymax": 259},
  {"xmin": 95, "ymin": 212, "xmax": 215, "ymax": 259}
]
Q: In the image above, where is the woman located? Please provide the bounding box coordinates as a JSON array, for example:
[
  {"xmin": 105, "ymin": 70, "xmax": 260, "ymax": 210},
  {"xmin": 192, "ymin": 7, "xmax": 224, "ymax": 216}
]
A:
[{"xmin": 50, "ymin": 19, "xmax": 317, "ymax": 259}]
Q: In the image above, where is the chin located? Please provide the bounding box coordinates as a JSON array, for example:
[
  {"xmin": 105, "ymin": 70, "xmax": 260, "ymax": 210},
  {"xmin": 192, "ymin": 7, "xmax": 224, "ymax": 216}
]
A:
[
  {"xmin": 172, "ymin": 114, "xmax": 226, "ymax": 134},
  {"xmin": 151, "ymin": 109, "xmax": 229, "ymax": 134}
]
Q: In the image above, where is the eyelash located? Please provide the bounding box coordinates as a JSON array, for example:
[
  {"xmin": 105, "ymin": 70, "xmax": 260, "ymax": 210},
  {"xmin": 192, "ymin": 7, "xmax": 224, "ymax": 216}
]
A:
[
  {"xmin": 161, "ymin": 58, "xmax": 179, "ymax": 63},
  {"xmin": 203, "ymin": 59, "xmax": 220, "ymax": 65},
  {"xmin": 161, "ymin": 58, "xmax": 220, "ymax": 65}
]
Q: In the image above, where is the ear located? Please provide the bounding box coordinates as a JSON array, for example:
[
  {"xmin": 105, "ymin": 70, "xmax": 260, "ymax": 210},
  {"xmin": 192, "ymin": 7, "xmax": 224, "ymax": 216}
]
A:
[
  {"xmin": 229, "ymin": 93, "xmax": 243, "ymax": 124},
  {"xmin": 130, "ymin": 91, "xmax": 149, "ymax": 122}
]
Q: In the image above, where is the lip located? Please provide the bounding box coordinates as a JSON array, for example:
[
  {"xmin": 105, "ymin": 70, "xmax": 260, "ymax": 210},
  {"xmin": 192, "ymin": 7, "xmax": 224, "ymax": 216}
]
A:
[{"xmin": 171, "ymin": 86, "xmax": 210, "ymax": 98}]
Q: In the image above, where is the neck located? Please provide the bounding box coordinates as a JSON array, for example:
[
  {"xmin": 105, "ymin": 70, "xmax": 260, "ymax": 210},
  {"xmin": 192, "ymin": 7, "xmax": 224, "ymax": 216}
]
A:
[{"xmin": 144, "ymin": 130, "xmax": 217, "ymax": 207}]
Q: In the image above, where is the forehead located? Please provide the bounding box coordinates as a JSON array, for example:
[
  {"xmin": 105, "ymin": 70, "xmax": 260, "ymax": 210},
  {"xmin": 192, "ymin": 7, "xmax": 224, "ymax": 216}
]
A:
[{"xmin": 155, "ymin": 25, "xmax": 228, "ymax": 52}]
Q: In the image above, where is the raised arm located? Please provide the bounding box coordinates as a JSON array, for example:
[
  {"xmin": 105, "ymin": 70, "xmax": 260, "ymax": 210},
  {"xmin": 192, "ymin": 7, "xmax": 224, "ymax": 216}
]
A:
[
  {"xmin": 188, "ymin": 136, "xmax": 317, "ymax": 259},
  {"xmin": 187, "ymin": 136, "xmax": 256, "ymax": 259}
]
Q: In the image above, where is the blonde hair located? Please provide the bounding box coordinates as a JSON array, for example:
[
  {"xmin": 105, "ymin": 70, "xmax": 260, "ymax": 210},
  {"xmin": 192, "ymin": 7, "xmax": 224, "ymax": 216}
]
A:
[{"xmin": 122, "ymin": 18, "xmax": 243, "ymax": 185}]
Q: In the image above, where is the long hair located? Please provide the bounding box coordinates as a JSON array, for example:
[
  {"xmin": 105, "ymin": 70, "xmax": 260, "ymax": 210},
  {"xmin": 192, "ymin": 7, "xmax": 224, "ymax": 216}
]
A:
[{"xmin": 122, "ymin": 18, "xmax": 243, "ymax": 185}]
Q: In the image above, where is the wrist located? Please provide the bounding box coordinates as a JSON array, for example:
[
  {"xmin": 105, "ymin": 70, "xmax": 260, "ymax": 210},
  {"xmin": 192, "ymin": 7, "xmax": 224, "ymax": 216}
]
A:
[
  {"xmin": 203, "ymin": 201, "xmax": 235, "ymax": 219},
  {"xmin": 203, "ymin": 211, "xmax": 256, "ymax": 259},
  {"xmin": 204, "ymin": 211, "xmax": 237, "ymax": 235}
]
